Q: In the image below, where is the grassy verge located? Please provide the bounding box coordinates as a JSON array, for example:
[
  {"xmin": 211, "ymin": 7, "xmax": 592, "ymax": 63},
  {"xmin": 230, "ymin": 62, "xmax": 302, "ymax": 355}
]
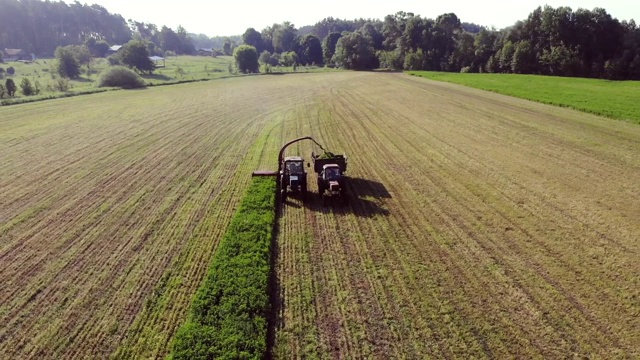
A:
[
  {"xmin": 407, "ymin": 71, "xmax": 640, "ymax": 124},
  {"xmin": 0, "ymin": 56, "xmax": 235, "ymax": 106},
  {"xmin": 171, "ymin": 177, "xmax": 276, "ymax": 359},
  {"xmin": 0, "ymin": 56, "xmax": 338, "ymax": 106}
]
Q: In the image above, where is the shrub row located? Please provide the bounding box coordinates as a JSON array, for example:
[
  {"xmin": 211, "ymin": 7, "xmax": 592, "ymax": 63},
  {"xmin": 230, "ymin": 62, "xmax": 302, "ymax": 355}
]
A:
[{"xmin": 172, "ymin": 177, "xmax": 276, "ymax": 359}]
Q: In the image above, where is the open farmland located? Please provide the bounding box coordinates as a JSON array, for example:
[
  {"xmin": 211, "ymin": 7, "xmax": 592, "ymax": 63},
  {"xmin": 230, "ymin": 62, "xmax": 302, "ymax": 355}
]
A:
[
  {"xmin": 407, "ymin": 71, "xmax": 640, "ymax": 124},
  {"xmin": 1, "ymin": 72, "xmax": 639, "ymax": 358},
  {"xmin": 271, "ymin": 75, "xmax": 640, "ymax": 358}
]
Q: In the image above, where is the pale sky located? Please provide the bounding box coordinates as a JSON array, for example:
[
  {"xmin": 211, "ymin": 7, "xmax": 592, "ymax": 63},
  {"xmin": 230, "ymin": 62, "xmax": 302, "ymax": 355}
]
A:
[{"xmin": 87, "ymin": 0, "xmax": 638, "ymax": 36}]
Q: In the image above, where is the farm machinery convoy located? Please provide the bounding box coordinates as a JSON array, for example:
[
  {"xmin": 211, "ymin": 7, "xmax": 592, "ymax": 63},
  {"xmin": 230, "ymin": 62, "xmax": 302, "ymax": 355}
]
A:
[{"xmin": 252, "ymin": 136, "xmax": 348, "ymax": 204}]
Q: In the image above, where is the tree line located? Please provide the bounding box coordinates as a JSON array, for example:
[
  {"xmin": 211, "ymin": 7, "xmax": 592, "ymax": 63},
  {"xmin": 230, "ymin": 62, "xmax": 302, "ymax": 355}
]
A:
[
  {"xmin": 0, "ymin": 0, "xmax": 196, "ymax": 57},
  {"xmin": 1, "ymin": 0, "xmax": 638, "ymax": 80},
  {"xmin": 239, "ymin": 7, "xmax": 639, "ymax": 80},
  {"xmin": 0, "ymin": 0, "xmax": 130, "ymax": 55}
]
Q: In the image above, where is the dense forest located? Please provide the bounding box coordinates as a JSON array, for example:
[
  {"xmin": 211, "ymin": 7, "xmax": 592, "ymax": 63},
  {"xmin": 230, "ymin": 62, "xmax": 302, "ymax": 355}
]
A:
[
  {"xmin": 248, "ymin": 9, "xmax": 640, "ymax": 80},
  {"xmin": 1, "ymin": 0, "xmax": 638, "ymax": 79}
]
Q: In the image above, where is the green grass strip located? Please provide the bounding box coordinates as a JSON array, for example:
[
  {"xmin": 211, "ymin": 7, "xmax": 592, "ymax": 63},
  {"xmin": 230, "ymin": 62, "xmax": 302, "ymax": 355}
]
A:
[
  {"xmin": 407, "ymin": 71, "xmax": 640, "ymax": 124},
  {"xmin": 171, "ymin": 177, "xmax": 276, "ymax": 359}
]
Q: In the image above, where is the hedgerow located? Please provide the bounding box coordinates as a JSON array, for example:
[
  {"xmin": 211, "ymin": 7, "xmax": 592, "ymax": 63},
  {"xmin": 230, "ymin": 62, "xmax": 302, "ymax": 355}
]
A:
[{"xmin": 171, "ymin": 177, "xmax": 276, "ymax": 359}]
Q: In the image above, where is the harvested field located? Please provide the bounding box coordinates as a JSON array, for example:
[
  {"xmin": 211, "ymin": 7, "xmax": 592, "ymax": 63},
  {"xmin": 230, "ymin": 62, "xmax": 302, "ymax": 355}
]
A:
[
  {"xmin": 0, "ymin": 78, "xmax": 294, "ymax": 358},
  {"xmin": 270, "ymin": 74, "xmax": 640, "ymax": 358},
  {"xmin": 1, "ymin": 72, "xmax": 639, "ymax": 358}
]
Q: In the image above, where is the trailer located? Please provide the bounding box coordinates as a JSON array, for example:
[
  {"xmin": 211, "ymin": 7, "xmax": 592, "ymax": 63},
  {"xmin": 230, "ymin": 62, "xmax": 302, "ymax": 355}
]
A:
[{"xmin": 312, "ymin": 152, "xmax": 348, "ymax": 201}]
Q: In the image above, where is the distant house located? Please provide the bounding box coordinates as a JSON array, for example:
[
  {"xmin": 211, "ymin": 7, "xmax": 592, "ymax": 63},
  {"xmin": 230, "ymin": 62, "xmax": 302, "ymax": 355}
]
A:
[
  {"xmin": 4, "ymin": 48, "xmax": 31, "ymax": 61},
  {"xmin": 106, "ymin": 45, "xmax": 122, "ymax": 56},
  {"xmin": 149, "ymin": 56, "xmax": 165, "ymax": 68},
  {"xmin": 197, "ymin": 48, "xmax": 214, "ymax": 56}
]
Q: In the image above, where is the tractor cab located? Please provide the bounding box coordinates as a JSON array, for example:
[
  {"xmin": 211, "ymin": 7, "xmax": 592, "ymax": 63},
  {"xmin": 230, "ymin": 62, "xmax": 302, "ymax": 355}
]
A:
[
  {"xmin": 284, "ymin": 157, "xmax": 305, "ymax": 175},
  {"xmin": 280, "ymin": 156, "xmax": 308, "ymax": 201},
  {"xmin": 322, "ymin": 164, "xmax": 342, "ymax": 181}
]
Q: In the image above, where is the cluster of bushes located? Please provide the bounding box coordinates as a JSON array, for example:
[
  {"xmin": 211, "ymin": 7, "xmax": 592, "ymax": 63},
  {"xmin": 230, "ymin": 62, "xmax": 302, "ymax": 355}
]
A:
[
  {"xmin": 0, "ymin": 76, "xmax": 72, "ymax": 99},
  {"xmin": 259, "ymin": 50, "xmax": 300, "ymax": 68},
  {"xmin": 172, "ymin": 177, "xmax": 276, "ymax": 359},
  {"xmin": 236, "ymin": 45, "xmax": 317, "ymax": 74},
  {"xmin": 97, "ymin": 66, "xmax": 145, "ymax": 89},
  {"xmin": 18, "ymin": 78, "xmax": 41, "ymax": 96},
  {"xmin": 0, "ymin": 66, "xmax": 15, "ymax": 78}
]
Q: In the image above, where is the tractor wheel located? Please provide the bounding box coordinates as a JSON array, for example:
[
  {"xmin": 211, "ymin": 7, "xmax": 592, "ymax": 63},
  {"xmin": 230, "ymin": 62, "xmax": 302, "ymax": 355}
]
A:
[
  {"xmin": 301, "ymin": 183, "xmax": 307, "ymax": 202},
  {"xmin": 281, "ymin": 189, "xmax": 287, "ymax": 204}
]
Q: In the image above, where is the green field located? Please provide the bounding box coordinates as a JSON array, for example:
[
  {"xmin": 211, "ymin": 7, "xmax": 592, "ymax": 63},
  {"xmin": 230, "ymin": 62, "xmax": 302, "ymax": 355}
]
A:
[
  {"xmin": 408, "ymin": 71, "xmax": 640, "ymax": 124},
  {"xmin": 1, "ymin": 72, "xmax": 638, "ymax": 358},
  {"xmin": 4, "ymin": 56, "xmax": 231, "ymax": 88}
]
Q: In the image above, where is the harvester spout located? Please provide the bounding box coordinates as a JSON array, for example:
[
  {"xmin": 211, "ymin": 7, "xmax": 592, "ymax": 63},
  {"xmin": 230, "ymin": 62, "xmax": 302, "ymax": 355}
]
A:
[{"xmin": 251, "ymin": 136, "xmax": 326, "ymax": 179}]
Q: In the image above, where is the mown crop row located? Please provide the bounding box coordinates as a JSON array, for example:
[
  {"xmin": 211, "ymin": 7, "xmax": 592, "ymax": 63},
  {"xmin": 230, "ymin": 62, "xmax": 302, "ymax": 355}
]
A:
[{"xmin": 171, "ymin": 177, "xmax": 276, "ymax": 359}]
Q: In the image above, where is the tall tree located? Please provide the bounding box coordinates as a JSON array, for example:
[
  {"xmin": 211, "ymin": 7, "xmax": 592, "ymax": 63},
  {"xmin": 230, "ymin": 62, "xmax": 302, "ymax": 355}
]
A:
[
  {"xmin": 433, "ymin": 13, "xmax": 462, "ymax": 70},
  {"xmin": 120, "ymin": 40, "xmax": 154, "ymax": 73},
  {"xmin": 472, "ymin": 28, "xmax": 497, "ymax": 71},
  {"xmin": 451, "ymin": 32, "xmax": 476, "ymax": 71},
  {"xmin": 296, "ymin": 34, "xmax": 323, "ymax": 65},
  {"xmin": 359, "ymin": 23, "xmax": 384, "ymax": 50},
  {"xmin": 5, "ymin": 78, "xmax": 17, "ymax": 97},
  {"xmin": 322, "ymin": 32, "xmax": 342, "ymax": 64},
  {"xmin": 261, "ymin": 26, "xmax": 275, "ymax": 53},
  {"xmin": 223, "ymin": 39, "xmax": 232, "ymax": 55},
  {"xmin": 332, "ymin": 32, "xmax": 377, "ymax": 70},
  {"xmin": 176, "ymin": 25, "xmax": 195, "ymax": 54},
  {"xmin": 382, "ymin": 11, "xmax": 413, "ymax": 51},
  {"xmin": 233, "ymin": 45, "xmax": 259, "ymax": 73},
  {"xmin": 55, "ymin": 46, "xmax": 81, "ymax": 78},
  {"xmin": 160, "ymin": 26, "xmax": 181, "ymax": 54},
  {"xmin": 313, "ymin": 17, "xmax": 360, "ymax": 40},
  {"xmin": 272, "ymin": 22, "xmax": 297, "ymax": 53},
  {"xmin": 511, "ymin": 40, "xmax": 534, "ymax": 73},
  {"xmin": 243, "ymin": 28, "xmax": 264, "ymax": 53}
]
